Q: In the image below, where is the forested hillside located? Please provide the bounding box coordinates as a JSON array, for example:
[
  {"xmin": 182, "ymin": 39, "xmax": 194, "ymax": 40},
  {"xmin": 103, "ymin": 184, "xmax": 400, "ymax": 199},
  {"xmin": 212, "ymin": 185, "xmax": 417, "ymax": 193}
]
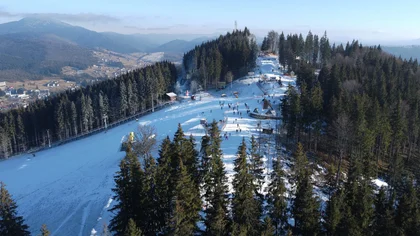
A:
[
  {"xmin": 0, "ymin": 33, "xmax": 96, "ymax": 81},
  {"xmin": 0, "ymin": 61, "xmax": 177, "ymax": 158},
  {"xmin": 183, "ymin": 28, "xmax": 258, "ymax": 91},
  {"xmin": 278, "ymin": 31, "xmax": 420, "ymax": 181},
  {"xmin": 277, "ymin": 31, "xmax": 420, "ymax": 234}
]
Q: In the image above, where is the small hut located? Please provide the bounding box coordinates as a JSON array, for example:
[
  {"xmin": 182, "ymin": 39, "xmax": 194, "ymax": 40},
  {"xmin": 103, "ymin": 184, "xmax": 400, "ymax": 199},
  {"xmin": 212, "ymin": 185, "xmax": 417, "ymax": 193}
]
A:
[{"xmin": 166, "ymin": 92, "xmax": 177, "ymax": 101}]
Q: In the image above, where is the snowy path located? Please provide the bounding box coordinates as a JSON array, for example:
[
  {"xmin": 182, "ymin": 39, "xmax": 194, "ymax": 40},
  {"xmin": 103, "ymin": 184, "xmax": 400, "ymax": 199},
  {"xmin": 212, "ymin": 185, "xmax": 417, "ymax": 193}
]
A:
[{"xmin": 0, "ymin": 55, "xmax": 291, "ymax": 236}]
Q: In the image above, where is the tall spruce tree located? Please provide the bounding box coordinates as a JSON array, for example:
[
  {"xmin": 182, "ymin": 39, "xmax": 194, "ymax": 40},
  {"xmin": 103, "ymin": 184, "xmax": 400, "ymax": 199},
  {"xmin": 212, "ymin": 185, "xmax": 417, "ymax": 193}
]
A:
[
  {"xmin": 155, "ymin": 136, "xmax": 173, "ymax": 232},
  {"xmin": 249, "ymin": 135, "xmax": 264, "ymax": 192},
  {"xmin": 291, "ymin": 144, "xmax": 320, "ymax": 235},
  {"xmin": 170, "ymin": 160, "xmax": 201, "ymax": 235},
  {"xmin": 292, "ymin": 142, "xmax": 307, "ymax": 182},
  {"xmin": 373, "ymin": 187, "xmax": 396, "ymax": 236},
  {"xmin": 291, "ymin": 171, "xmax": 320, "ymax": 236},
  {"xmin": 279, "ymin": 32, "xmax": 286, "ymax": 67},
  {"xmin": 338, "ymin": 155, "xmax": 374, "ymax": 236},
  {"xmin": 324, "ymin": 189, "xmax": 344, "ymax": 235},
  {"xmin": 109, "ymin": 149, "xmax": 144, "ymax": 234},
  {"xmin": 395, "ymin": 180, "xmax": 420, "ymax": 235},
  {"xmin": 199, "ymin": 134, "xmax": 211, "ymax": 183},
  {"xmin": 141, "ymin": 155, "xmax": 159, "ymax": 234},
  {"xmin": 0, "ymin": 182, "xmax": 30, "ymax": 236},
  {"xmin": 232, "ymin": 138, "xmax": 261, "ymax": 235},
  {"xmin": 266, "ymin": 156, "xmax": 287, "ymax": 235},
  {"xmin": 203, "ymin": 121, "xmax": 230, "ymax": 235}
]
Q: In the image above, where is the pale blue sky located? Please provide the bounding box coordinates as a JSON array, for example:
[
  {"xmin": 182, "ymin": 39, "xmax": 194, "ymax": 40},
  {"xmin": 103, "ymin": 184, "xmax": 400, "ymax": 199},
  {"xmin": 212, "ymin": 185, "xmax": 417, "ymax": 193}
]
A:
[{"xmin": 0, "ymin": 0, "xmax": 419, "ymax": 43}]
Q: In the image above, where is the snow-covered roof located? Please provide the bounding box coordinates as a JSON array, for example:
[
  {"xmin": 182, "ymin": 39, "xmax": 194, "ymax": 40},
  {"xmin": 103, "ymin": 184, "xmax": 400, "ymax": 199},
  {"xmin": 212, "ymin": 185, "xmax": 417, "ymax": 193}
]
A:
[{"xmin": 166, "ymin": 92, "xmax": 177, "ymax": 97}]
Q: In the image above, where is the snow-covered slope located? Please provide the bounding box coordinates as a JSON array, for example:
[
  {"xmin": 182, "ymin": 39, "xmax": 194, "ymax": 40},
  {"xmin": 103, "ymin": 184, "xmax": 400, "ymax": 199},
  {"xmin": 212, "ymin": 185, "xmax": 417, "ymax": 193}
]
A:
[{"xmin": 0, "ymin": 55, "xmax": 294, "ymax": 235}]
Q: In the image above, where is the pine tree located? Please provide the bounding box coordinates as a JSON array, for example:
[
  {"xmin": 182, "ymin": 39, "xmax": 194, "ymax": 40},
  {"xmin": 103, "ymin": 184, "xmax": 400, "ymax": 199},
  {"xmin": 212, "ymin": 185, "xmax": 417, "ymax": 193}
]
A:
[
  {"xmin": 293, "ymin": 142, "xmax": 308, "ymax": 182},
  {"xmin": 304, "ymin": 31, "xmax": 314, "ymax": 63},
  {"xmin": 373, "ymin": 187, "xmax": 396, "ymax": 236},
  {"xmin": 0, "ymin": 182, "xmax": 30, "ymax": 236},
  {"xmin": 125, "ymin": 218, "xmax": 142, "ymax": 236},
  {"xmin": 40, "ymin": 224, "xmax": 50, "ymax": 236},
  {"xmin": 324, "ymin": 189, "xmax": 344, "ymax": 235},
  {"xmin": 338, "ymin": 155, "xmax": 374, "ymax": 236},
  {"xmin": 395, "ymin": 180, "xmax": 420, "ymax": 235},
  {"xmin": 141, "ymin": 155, "xmax": 159, "ymax": 234},
  {"xmin": 119, "ymin": 80, "xmax": 128, "ymax": 118},
  {"xmin": 69, "ymin": 101, "xmax": 78, "ymax": 136},
  {"xmin": 292, "ymin": 171, "xmax": 320, "ymax": 235},
  {"xmin": 266, "ymin": 156, "xmax": 287, "ymax": 235},
  {"xmin": 170, "ymin": 160, "xmax": 201, "ymax": 235},
  {"xmin": 291, "ymin": 145, "xmax": 320, "ymax": 235},
  {"xmin": 155, "ymin": 136, "xmax": 173, "ymax": 231},
  {"xmin": 14, "ymin": 114, "xmax": 25, "ymax": 152},
  {"xmin": 109, "ymin": 150, "xmax": 144, "ymax": 234},
  {"xmin": 170, "ymin": 124, "xmax": 186, "ymax": 180},
  {"xmin": 200, "ymin": 134, "xmax": 211, "ymax": 183},
  {"xmin": 261, "ymin": 37, "xmax": 269, "ymax": 51},
  {"xmin": 279, "ymin": 32, "xmax": 286, "ymax": 67},
  {"xmin": 232, "ymin": 139, "xmax": 261, "ymax": 235},
  {"xmin": 249, "ymin": 135, "xmax": 264, "ymax": 192},
  {"xmin": 312, "ymin": 35, "xmax": 319, "ymax": 65},
  {"xmin": 320, "ymin": 31, "xmax": 331, "ymax": 65},
  {"xmin": 204, "ymin": 121, "xmax": 230, "ymax": 236},
  {"xmin": 184, "ymin": 135, "xmax": 200, "ymax": 185}
]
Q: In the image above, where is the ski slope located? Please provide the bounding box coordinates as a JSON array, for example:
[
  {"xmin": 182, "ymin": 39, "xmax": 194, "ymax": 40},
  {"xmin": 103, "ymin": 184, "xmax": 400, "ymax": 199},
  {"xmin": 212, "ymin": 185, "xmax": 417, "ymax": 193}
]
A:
[{"xmin": 0, "ymin": 55, "xmax": 293, "ymax": 235}]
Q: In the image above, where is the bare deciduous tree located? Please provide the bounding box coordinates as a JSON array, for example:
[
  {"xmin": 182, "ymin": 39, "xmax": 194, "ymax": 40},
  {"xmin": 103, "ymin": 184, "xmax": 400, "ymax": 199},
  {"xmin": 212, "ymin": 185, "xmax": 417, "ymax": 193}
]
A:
[
  {"xmin": 190, "ymin": 80, "xmax": 198, "ymax": 94},
  {"xmin": 330, "ymin": 114, "xmax": 352, "ymax": 186},
  {"xmin": 133, "ymin": 125, "xmax": 157, "ymax": 159}
]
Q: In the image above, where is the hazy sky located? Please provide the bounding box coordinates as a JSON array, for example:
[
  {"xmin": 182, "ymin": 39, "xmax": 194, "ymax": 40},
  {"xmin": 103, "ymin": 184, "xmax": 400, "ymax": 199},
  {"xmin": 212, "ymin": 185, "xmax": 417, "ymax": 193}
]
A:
[{"xmin": 0, "ymin": 0, "xmax": 419, "ymax": 43}]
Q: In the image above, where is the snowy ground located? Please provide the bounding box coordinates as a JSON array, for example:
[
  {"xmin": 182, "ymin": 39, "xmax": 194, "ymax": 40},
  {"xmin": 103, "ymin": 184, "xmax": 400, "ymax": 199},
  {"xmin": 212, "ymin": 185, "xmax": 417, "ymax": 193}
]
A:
[{"xmin": 0, "ymin": 54, "xmax": 387, "ymax": 235}]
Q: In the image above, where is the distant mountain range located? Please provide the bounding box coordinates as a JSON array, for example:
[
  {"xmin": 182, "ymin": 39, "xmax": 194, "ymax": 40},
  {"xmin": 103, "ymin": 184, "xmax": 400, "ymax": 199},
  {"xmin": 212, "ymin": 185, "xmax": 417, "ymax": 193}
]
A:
[
  {"xmin": 0, "ymin": 17, "xmax": 212, "ymax": 81},
  {"xmin": 382, "ymin": 45, "xmax": 420, "ymax": 61}
]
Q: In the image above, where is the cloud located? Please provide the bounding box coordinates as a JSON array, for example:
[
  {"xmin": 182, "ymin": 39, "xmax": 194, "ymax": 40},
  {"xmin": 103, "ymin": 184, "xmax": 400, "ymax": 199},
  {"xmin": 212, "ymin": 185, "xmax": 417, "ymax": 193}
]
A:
[
  {"xmin": 0, "ymin": 10, "xmax": 120, "ymax": 23},
  {"xmin": 0, "ymin": 10, "xmax": 18, "ymax": 17},
  {"xmin": 32, "ymin": 13, "xmax": 120, "ymax": 23},
  {"xmin": 124, "ymin": 24, "xmax": 190, "ymax": 32}
]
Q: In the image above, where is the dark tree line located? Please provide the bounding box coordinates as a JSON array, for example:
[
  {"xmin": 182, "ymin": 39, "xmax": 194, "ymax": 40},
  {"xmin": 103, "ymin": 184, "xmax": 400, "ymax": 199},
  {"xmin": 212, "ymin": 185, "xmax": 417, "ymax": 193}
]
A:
[
  {"xmin": 280, "ymin": 33, "xmax": 420, "ymax": 184},
  {"xmin": 0, "ymin": 61, "xmax": 177, "ymax": 158},
  {"xmin": 183, "ymin": 28, "xmax": 258, "ymax": 91},
  {"xmin": 277, "ymin": 30, "xmax": 420, "ymax": 235},
  {"xmin": 274, "ymin": 31, "xmax": 330, "ymax": 72}
]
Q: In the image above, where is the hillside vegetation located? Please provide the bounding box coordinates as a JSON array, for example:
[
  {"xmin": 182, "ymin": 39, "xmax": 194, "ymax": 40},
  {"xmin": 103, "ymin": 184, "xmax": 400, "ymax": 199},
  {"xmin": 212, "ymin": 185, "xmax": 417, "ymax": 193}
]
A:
[
  {"xmin": 0, "ymin": 33, "xmax": 96, "ymax": 81},
  {"xmin": 183, "ymin": 28, "xmax": 258, "ymax": 90},
  {"xmin": 0, "ymin": 61, "xmax": 177, "ymax": 157}
]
